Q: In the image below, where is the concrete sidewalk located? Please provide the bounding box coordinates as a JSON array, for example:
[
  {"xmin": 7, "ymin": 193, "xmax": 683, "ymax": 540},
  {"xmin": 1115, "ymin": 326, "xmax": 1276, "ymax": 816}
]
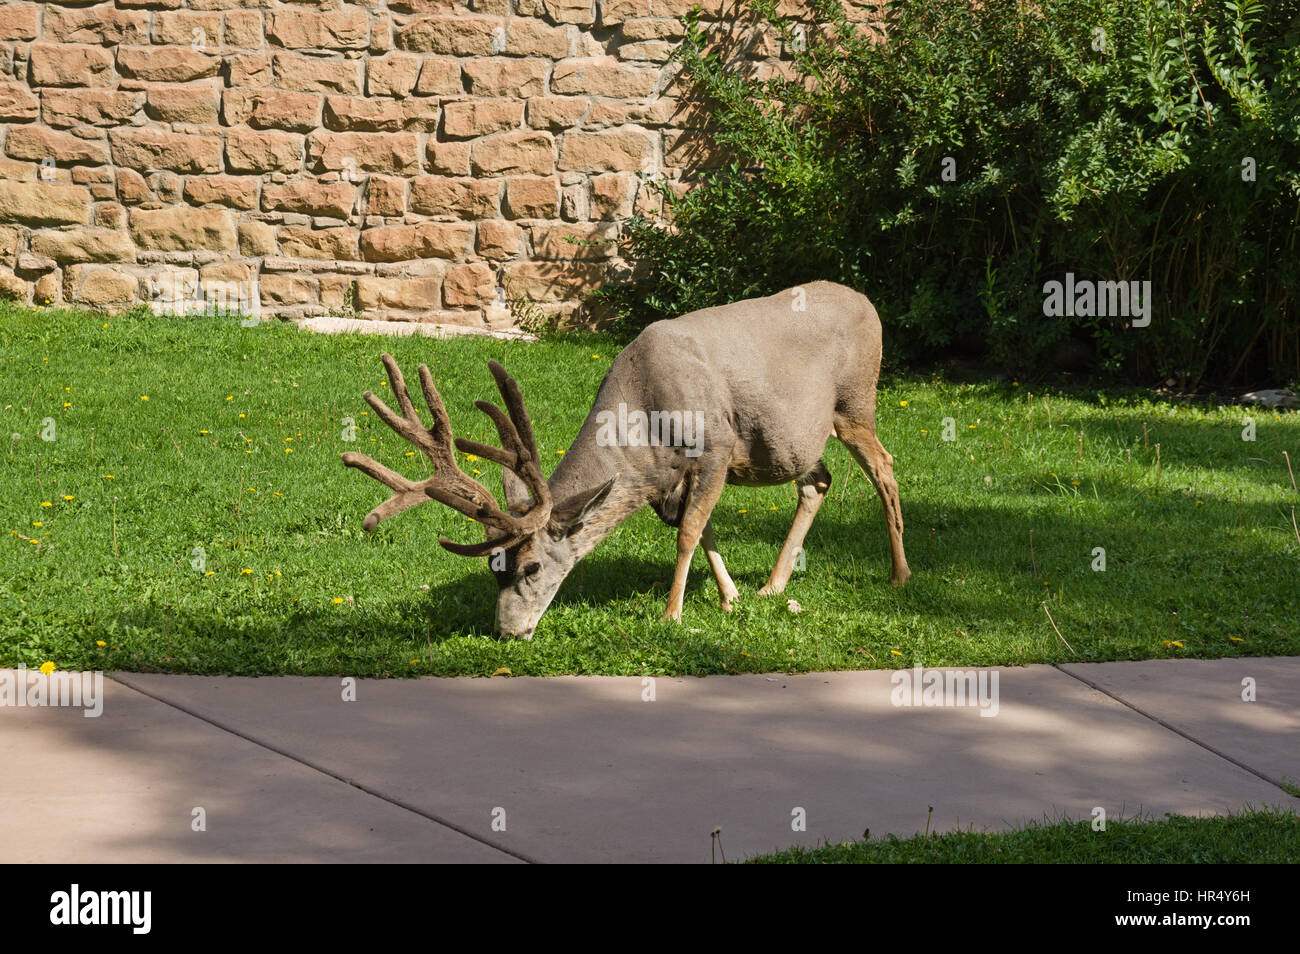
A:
[{"xmin": 2, "ymin": 658, "xmax": 1296, "ymax": 863}]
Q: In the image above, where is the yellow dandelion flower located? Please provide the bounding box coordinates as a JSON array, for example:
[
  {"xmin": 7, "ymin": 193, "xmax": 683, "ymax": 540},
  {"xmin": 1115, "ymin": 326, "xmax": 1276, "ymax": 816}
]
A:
[
  {"xmin": 1163, "ymin": 640, "xmax": 1183, "ymax": 649},
  {"xmin": 899, "ymin": 400, "xmax": 908, "ymax": 407},
  {"xmin": 102, "ymin": 474, "xmax": 114, "ymax": 479},
  {"xmin": 466, "ymin": 454, "xmax": 479, "ymax": 462},
  {"xmin": 200, "ymin": 430, "xmax": 209, "ymax": 435},
  {"xmin": 205, "ymin": 571, "xmax": 215, "ymax": 576},
  {"xmin": 226, "ymin": 395, "xmax": 233, "ymax": 401},
  {"xmin": 32, "ymin": 521, "xmax": 42, "ymax": 527},
  {"xmin": 96, "ymin": 641, "xmax": 106, "ymax": 647},
  {"xmin": 63, "ymin": 402, "xmax": 71, "ymax": 408},
  {"xmin": 140, "ymin": 395, "xmax": 148, "ymax": 401},
  {"xmin": 62, "ymin": 495, "xmax": 73, "ymax": 501},
  {"xmin": 284, "ymin": 447, "xmax": 293, "ymax": 453},
  {"xmin": 240, "ymin": 568, "xmax": 252, "ymax": 575},
  {"xmin": 39, "ymin": 661, "xmax": 56, "ymax": 675},
  {"xmin": 238, "ymin": 413, "xmax": 245, "ymax": 419},
  {"xmin": 332, "ymin": 597, "xmax": 344, "ymax": 604},
  {"xmin": 40, "ymin": 501, "xmax": 51, "ymax": 507},
  {"xmin": 890, "ymin": 650, "xmax": 903, "ymax": 656},
  {"xmin": 1071, "ymin": 480, "xmax": 1080, "ymax": 486}
]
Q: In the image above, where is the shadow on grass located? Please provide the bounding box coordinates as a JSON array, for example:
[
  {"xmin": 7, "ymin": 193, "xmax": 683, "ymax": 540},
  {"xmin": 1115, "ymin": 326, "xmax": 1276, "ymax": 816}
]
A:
[{"xmin": 83, "ymin": 485, "xmax": 1300, "ymax": 674}]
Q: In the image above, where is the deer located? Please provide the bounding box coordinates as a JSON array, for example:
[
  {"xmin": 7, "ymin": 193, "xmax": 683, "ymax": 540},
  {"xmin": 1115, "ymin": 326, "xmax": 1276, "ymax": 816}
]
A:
[{"xmin": 342, "ymin": 280, "xmax": 910, "ymax": 639}]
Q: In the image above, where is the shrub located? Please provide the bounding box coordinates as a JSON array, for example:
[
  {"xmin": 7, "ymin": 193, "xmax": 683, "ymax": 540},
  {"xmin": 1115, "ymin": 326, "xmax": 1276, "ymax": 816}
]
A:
[{"xmin": 601, "ymin": 0, "xmax": 1300, "ymax": 388}]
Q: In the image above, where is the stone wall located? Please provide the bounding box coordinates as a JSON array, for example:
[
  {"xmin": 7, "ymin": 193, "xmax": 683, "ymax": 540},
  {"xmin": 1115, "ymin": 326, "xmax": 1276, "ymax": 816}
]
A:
[{"xmin": 0, "ymin": 0, "xmax": 874, "ymax": 329}]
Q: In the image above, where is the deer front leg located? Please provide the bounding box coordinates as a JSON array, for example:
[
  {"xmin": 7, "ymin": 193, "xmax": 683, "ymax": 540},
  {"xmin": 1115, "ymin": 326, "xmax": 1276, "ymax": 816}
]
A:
[
  {"xmin": 700, "ymin": 519, "xmax": 739, "ymax": 612},
  {"xmin": 661, "ymin": 464, "xmax": 730, "ymax": 622},
  {"xmin": 759, "ymin": 459, "xmax": 831, "ymax": 596}
]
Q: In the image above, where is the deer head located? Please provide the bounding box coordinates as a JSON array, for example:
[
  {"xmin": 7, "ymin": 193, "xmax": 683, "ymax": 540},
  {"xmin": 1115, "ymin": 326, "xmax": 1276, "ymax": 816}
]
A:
[{"xmin": 341, "ymin": 354, "xmax": 614, "ymax": 639}]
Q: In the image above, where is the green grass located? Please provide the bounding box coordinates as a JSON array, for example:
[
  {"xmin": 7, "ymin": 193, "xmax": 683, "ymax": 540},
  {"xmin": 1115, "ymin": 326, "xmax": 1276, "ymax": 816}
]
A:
[
  {"xmin": 746, "ymin": 808, "xmax": 1300, "ymax": 863},
  {"xmin": 3, "ymin": 303, "xmax": 1298, "ymax": 676}
]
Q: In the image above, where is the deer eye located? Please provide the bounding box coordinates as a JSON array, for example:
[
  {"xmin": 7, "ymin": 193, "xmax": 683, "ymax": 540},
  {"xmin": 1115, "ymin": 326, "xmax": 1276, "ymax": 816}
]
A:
[{"xmin": 522, "ymin": 561, "xmax": 541, "ymax": 578}]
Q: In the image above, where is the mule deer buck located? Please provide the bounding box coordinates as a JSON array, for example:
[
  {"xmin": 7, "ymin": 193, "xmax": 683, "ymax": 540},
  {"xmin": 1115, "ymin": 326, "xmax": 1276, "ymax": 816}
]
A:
[{"xmin": 343, "ymin": 281, "xmax": 910, "ymax": 638}]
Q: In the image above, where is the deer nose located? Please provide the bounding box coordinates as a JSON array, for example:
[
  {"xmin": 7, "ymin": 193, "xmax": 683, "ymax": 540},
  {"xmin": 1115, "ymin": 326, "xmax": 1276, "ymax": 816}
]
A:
[{"xmin": 495, "ymin": 617, "xmax": 534, "ymax": 640}]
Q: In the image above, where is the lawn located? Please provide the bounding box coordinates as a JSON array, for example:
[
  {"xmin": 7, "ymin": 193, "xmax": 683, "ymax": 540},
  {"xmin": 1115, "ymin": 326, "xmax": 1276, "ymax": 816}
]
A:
[
  {"xmin": 2, "ymin": 303, "xmax": 1297, "ymax": 677},
  {"xmin": 746, "ymin": 808, "xmax": 1300, "ymax": 863}
]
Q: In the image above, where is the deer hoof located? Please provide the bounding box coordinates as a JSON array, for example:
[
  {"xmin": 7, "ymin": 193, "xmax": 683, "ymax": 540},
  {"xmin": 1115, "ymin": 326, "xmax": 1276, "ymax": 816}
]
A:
[{"xmin": 757, "ymin": 583, "xmax": 782, "ymax": 597}]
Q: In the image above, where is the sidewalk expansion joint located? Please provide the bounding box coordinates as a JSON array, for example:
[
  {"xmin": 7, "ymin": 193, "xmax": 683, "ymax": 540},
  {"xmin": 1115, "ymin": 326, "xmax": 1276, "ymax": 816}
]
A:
[
  {"xmin": 1052, "ymin": 664, "xmax": 1297, "ymax": 799},
  {"xmin": 107, "ymin": 673, "xmax": 540, "ymax": 864}
]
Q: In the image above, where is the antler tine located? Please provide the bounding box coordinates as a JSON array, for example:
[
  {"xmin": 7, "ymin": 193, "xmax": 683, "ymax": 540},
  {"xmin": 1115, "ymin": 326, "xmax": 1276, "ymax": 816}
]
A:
[
  {"xmin": 382, "ymin": 351, "xmax": 418, "ymax": 422},
  {"xmin": 343, "ymin": 354, "xmax": 520, "ymax": 535},
  {"xmin": 416, "ymin": 363, "xmax": 457, "ymax": 469},
  {"xmin": 471, "ymin": 360, "xmax": 553, "ymax": 510},
  {"xmin": 487, "ymin": 360, "xmax": 538, "ymax": 457},
  {"xmin": 357, "ymin": 354, "xmax": 439, "ymax": 465},
  {"xmin": 339, "ymin": 451, "xmax": 434, "ymax": 531}
]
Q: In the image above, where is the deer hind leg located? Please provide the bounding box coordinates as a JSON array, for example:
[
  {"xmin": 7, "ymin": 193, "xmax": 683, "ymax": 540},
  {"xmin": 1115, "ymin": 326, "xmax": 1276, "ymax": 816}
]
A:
[
  {"xmin": 759, "ymin": 459, "xmax": 832, "ymax": 596},
  {"xmin": 700, "ymin": 519, "xmax": 739, "ymax": 612},
  {"xmin": 662, "ymin": 464, "xmax": 730, "ymax": 623},
  {"xmin": 834, "ymin": 416, "xmax": 911, "ymax": 586}
]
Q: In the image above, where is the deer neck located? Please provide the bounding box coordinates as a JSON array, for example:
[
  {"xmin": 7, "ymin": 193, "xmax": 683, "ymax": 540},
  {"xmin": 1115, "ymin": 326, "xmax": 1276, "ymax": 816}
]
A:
[{"xmin": 546, "ymin": 422, "xmax": 650, "ymax": 561}]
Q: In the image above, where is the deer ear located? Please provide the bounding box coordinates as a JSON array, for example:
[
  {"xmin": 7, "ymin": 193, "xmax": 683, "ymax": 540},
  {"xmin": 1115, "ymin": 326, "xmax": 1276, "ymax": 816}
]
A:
[
  {"xmin": 502, "ymin": 468, "xmax": 532, "ymax": 512},
  {"xmin": 547, "ymin": 476, "xmax": 617, "ymax": 537}
]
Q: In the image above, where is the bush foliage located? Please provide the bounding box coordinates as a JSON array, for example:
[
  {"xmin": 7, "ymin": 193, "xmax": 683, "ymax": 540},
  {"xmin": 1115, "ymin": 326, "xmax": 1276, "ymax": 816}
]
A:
[{"xmin": 602, "ymin": 0, "xmax": 1300, "ymax": 388}]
